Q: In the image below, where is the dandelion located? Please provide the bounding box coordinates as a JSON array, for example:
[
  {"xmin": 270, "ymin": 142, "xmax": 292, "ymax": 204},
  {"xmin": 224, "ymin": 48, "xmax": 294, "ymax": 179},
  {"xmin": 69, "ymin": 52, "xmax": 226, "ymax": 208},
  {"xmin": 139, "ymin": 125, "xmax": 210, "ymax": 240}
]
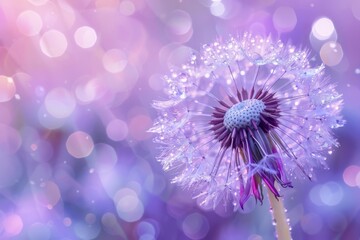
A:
[{"xmin": 150, "ymin": 33, "xmax": 343, "ymax": 216}]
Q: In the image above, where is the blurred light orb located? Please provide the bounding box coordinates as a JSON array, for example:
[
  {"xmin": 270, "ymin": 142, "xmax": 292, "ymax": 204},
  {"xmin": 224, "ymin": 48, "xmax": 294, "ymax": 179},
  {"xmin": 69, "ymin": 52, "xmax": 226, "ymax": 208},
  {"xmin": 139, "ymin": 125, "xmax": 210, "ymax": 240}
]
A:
[
  {"xmin": 166, "ymin": 45, "xmax": 194, "ymax": 67},
  {"xmin": 3, "ymin": 214, "xmax": 23, "ymax": 237},
  {"xmin": 182, "ymin": 212, "xmax": 209, "ymax": 240},
  {"xmin": 38, "ymin": 105, "xmax": 66, "ymax": 129},
  {"xmin": 148, "ymin": 74, "xmax": 163, "ymax": 91},
  {"xmin": 85, "ymin": 213, "xmax": 96, "ymax": 224},
  {"xmin": 137, "ymin": 221, "xmax": 156, "ymax": 239},
  {"xmin": 106, "ymin": 119, "xmax": 128, "ymax": 141},
  {"xmin": 88, "ymin": 143, "xmax": 118, "ymax": 173},
  {"xmin": 114, "ymin": 188, "xmax": 144, "ymax": 222},
  {"xmin": 273, "ymin": 6, "xmax": 297, "ymax": 32},
  {"xmin": 27, "ymin": 222, "xmax": 51, "ymax": 240},
  {"xmin": 0, "ymin": 76, "xmax": 16, "ymax": 102},
  {"xmin": 343, "ymin": 165, "xmax": 360, "ymax": 187},
  {"xmin": 45, "ymin": 87, "xmax": 76, "ymax": 118},
  {"xmin": 37, "ymin": 181, "xmax": 61, "ymax": 209},
  {"xmin": 74, "ymin": 221, "xmax": 101, "ymax": 240},
  {"xmin": 17, "ymin": 10, "xmax": 43, "ymax": 36},
  {"xmin": 74, "ymin": 26, "xmax": 97, "ymax": 49},
  {"xmin": 319, "ymin": 182, "xmax": 343, "ymax": 206},
  {"xmin": 119, "ymin": 0, "xmax": 136, "ymax": 16},
  {"xmin": 63, "ymin": 217, "xmax": 72, "ymax": 227},
  {"xmin": 75, "ymin": 78, "xmax": 106, "ymax": 103},
  {"xmin": 312, "ymin": 17, "xmax": 335, "ymax": 41},
  {"xmin": 210, "ymin": 2, "xmax": 225, "ymax": 17},
  {"xmin": 28, "ymin": 0, "xmax": 49, "ymax": 6},
  {"xmin": 320, "ymin": 41, "xmax": 343, "ymax": 66},
  {"xmin": 166, "ymin": 10, "xmax": 192, "ymax": 35},
  {"xmin": 58, "ymin": 0, "xmax": 76, "ymax": 28},
  {"xmin": 102, "ymin": 49, "xmax": 127, "ymax": 73},
  {"xmin": 40, "ymin": 30, "xmax": 68, "ymax": 58},
  {"xmin": 66, "ymin": 131, "xmax": 94, "ymax": 158},
  {"xmin": 139, "ymin": 234, "xmax": 155, "ymax": 240},
  {"xmin": 309, "ymin": 184, "xmax": 322, "ymax": 206}
]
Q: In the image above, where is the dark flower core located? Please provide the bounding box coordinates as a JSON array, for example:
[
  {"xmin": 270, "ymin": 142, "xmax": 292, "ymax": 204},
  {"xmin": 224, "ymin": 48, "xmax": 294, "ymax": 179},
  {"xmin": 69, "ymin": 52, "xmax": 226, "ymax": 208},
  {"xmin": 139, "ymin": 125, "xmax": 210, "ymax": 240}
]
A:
[
  {"xmin": 211, "ymin": 87, "xmax": 281, "ymax": 148},
  {"xmin": 209, "ymin": 86, "xmax": 292, "ymax": 208}
]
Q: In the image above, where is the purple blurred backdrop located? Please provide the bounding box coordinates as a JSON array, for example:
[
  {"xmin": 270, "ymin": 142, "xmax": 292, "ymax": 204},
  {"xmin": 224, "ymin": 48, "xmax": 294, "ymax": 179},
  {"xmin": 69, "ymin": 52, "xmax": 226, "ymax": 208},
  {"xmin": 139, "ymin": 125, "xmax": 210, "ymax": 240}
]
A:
[{"xmin": 0, "ymin": 0, "xmax": 359, "ymax": 239}]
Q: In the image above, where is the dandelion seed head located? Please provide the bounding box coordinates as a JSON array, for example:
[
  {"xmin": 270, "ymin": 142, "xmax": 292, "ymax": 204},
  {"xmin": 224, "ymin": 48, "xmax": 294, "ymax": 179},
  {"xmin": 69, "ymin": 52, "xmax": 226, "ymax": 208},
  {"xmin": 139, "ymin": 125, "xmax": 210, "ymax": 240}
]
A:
[{"xmin": 150, "ymin": 32, "xmax": 344, "ymax": 211}]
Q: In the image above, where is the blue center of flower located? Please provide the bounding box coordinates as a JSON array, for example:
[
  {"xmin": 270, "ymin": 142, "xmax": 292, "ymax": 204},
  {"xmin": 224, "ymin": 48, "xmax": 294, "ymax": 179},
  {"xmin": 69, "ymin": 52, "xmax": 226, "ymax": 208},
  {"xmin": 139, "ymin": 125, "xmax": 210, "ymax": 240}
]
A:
[{"xmin": 223, "ymin": 99, "xmax": 266, "ymax": 130}]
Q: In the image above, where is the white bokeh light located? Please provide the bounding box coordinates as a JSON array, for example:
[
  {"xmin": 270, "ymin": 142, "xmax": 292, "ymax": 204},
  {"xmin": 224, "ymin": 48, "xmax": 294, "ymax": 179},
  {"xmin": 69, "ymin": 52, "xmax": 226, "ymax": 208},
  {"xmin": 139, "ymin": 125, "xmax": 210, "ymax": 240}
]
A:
[
  {"xmin": 106, "ymin": 119, "xmax": 128, "ymax": 141},
  {"xmin": 0, "ymin": 76, "xmax": 16, "ymax": 102},
  {"xmin": 40, "ymin": 30, "xmax": 68, "ymax": 58},
  {"xmin": 312, "ymin": 17, "xmax": 335, "ymax": 41},
  {"xmin": 44, "ymin": 88, "xmax": 76, "ymax": 118},
  {"xmin": 273, "ymin": 6, "xmax": 297, "ymax": 32},
  {"xmin": 36, "ymin": 181, "xmax": 61, "ymax": 209},
  {"xmin": 114, "ymin": 188, "xmax": 144, "ymax": 222},
  {"xmin": 66, "ymin": 131, "xmax": 94, "ymax": 158},
  {"xmin": 74, "ymin": 26, "xmax": 97, "ymax": 49},
  {"xmin": 119, "ymin": 0, "xmax": 136, "ymax": 16},
  {"xmin": 166, "ymin": 10, "xmax": 192, "ymax": 35},
  {"xmin": 210, "ymin": 2, "xmax": 225, "ymax": 17},
  {"xmin": 102, "ymin": 49, "xmax": 127, "ymax": 73},
  {"xmin": 16, "ymin": 10, "xmax": 43, "ymax": 36},
  {"xmin": 3, "ymin": 214, "xmax": 24, "ymax": 237},
  {"xmin": 320, "ymin": 41, "xmax": 343, "ymax": 66}
]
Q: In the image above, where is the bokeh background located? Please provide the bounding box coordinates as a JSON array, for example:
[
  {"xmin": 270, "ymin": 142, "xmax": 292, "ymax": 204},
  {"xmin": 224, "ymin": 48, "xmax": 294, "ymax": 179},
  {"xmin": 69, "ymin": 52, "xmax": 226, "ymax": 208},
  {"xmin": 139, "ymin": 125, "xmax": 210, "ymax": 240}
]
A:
[{"xmin": 0, "ymin": 0, "xmax": 359, "ymax": 239}]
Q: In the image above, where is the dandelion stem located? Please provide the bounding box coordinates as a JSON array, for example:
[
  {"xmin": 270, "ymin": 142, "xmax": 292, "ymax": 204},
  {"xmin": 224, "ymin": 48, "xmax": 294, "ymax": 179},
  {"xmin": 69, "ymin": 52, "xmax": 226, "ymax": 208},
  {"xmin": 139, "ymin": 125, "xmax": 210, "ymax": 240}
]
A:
[{"xmin": 267, "ymin": 187, "xmax": 292, "ymax": 240}]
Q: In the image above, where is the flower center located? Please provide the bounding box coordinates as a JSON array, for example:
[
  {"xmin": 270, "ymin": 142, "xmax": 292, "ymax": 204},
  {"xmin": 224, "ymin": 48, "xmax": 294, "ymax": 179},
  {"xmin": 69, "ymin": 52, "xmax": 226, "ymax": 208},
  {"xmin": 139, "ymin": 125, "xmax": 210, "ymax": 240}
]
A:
[{"xmin": 223, "ymin": 99, "xmax": 266, "ymax": 131}]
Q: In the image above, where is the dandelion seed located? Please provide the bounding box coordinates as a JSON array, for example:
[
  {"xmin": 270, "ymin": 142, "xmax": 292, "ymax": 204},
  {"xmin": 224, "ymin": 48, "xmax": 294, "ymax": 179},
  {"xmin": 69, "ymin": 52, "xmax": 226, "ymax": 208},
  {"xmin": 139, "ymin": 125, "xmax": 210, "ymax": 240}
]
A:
[{"xmin": 150, "ymin": 33, "xmax": 344, "ymax": 210}]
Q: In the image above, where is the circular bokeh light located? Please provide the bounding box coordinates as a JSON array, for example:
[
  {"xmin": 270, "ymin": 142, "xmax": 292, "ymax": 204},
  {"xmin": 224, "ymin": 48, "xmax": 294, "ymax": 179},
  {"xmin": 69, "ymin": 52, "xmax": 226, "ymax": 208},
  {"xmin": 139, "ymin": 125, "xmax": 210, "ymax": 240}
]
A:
[
  {"xmin": 16, "ymin": 10, "xmax": 43, "ymax": 36},
  {"xmin": 166, "ymin": 10, "xmax": 192, "ymax": 35},
  {"xmin": 182, "ymin": 212, "xmax": 209, "ymax": 240},
  {"xmin": 114, "ymin": 188, "xmax": 144, "ymax": 222},
  {"xmin": 273, "ymin": 6, "xmax": 297, "ymax": 32},
  {"xmin": 36, "ymin": 181, "xmax": 61, "ymax": 209},
  {"xmin": 119, "ymin": 0, "xmax": 136, "ymax": 16},
  {"xmin": 0, "ymin": 76, "xmax": 16, "ymax": 102},
  {"xmin": 44, "ymin": 87, "xmax": 76, "ymax": 118},
  {"xmin": 210, "ymin": 2, "xmax": 225, "ymax": 17},
  {"xmin": 312, "ymin": 17, "xmax": 335, "ymax": 41},
  {"xmin": 88, "ymin": 143, "xmax": 118, "ymax": 173},
  {"xmin": 102, "ymin": 49, "xmax": 127, "ymax": 73},
  {"xmin": 320, "ymin": 41, "xmax": 343, "ymax": 66},
  {"xmin": 3, "ymin": 214, "xmax": 23, "ymax": 237},
  {"xmin": 106, "ymin": 119, "xmax": 128, "ymax": 141},
  {"xmin": 74, "ymin": 26, "xmax": 97, "ymax": 49},
  {"xmin": 40, "ymin": 30, "xmax": 68, "ymax": 58},
  {"xmin": 66, "ymin": 131, "xmax": 94, "ymax": 158}
]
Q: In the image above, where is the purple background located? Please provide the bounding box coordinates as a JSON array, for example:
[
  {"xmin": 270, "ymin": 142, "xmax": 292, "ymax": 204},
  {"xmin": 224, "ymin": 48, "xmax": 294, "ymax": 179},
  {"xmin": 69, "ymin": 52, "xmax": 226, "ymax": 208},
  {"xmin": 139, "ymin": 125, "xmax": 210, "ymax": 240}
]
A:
[{"xmin": 0, "ymin": 0, "xmax": 359, "ymax": 239}]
